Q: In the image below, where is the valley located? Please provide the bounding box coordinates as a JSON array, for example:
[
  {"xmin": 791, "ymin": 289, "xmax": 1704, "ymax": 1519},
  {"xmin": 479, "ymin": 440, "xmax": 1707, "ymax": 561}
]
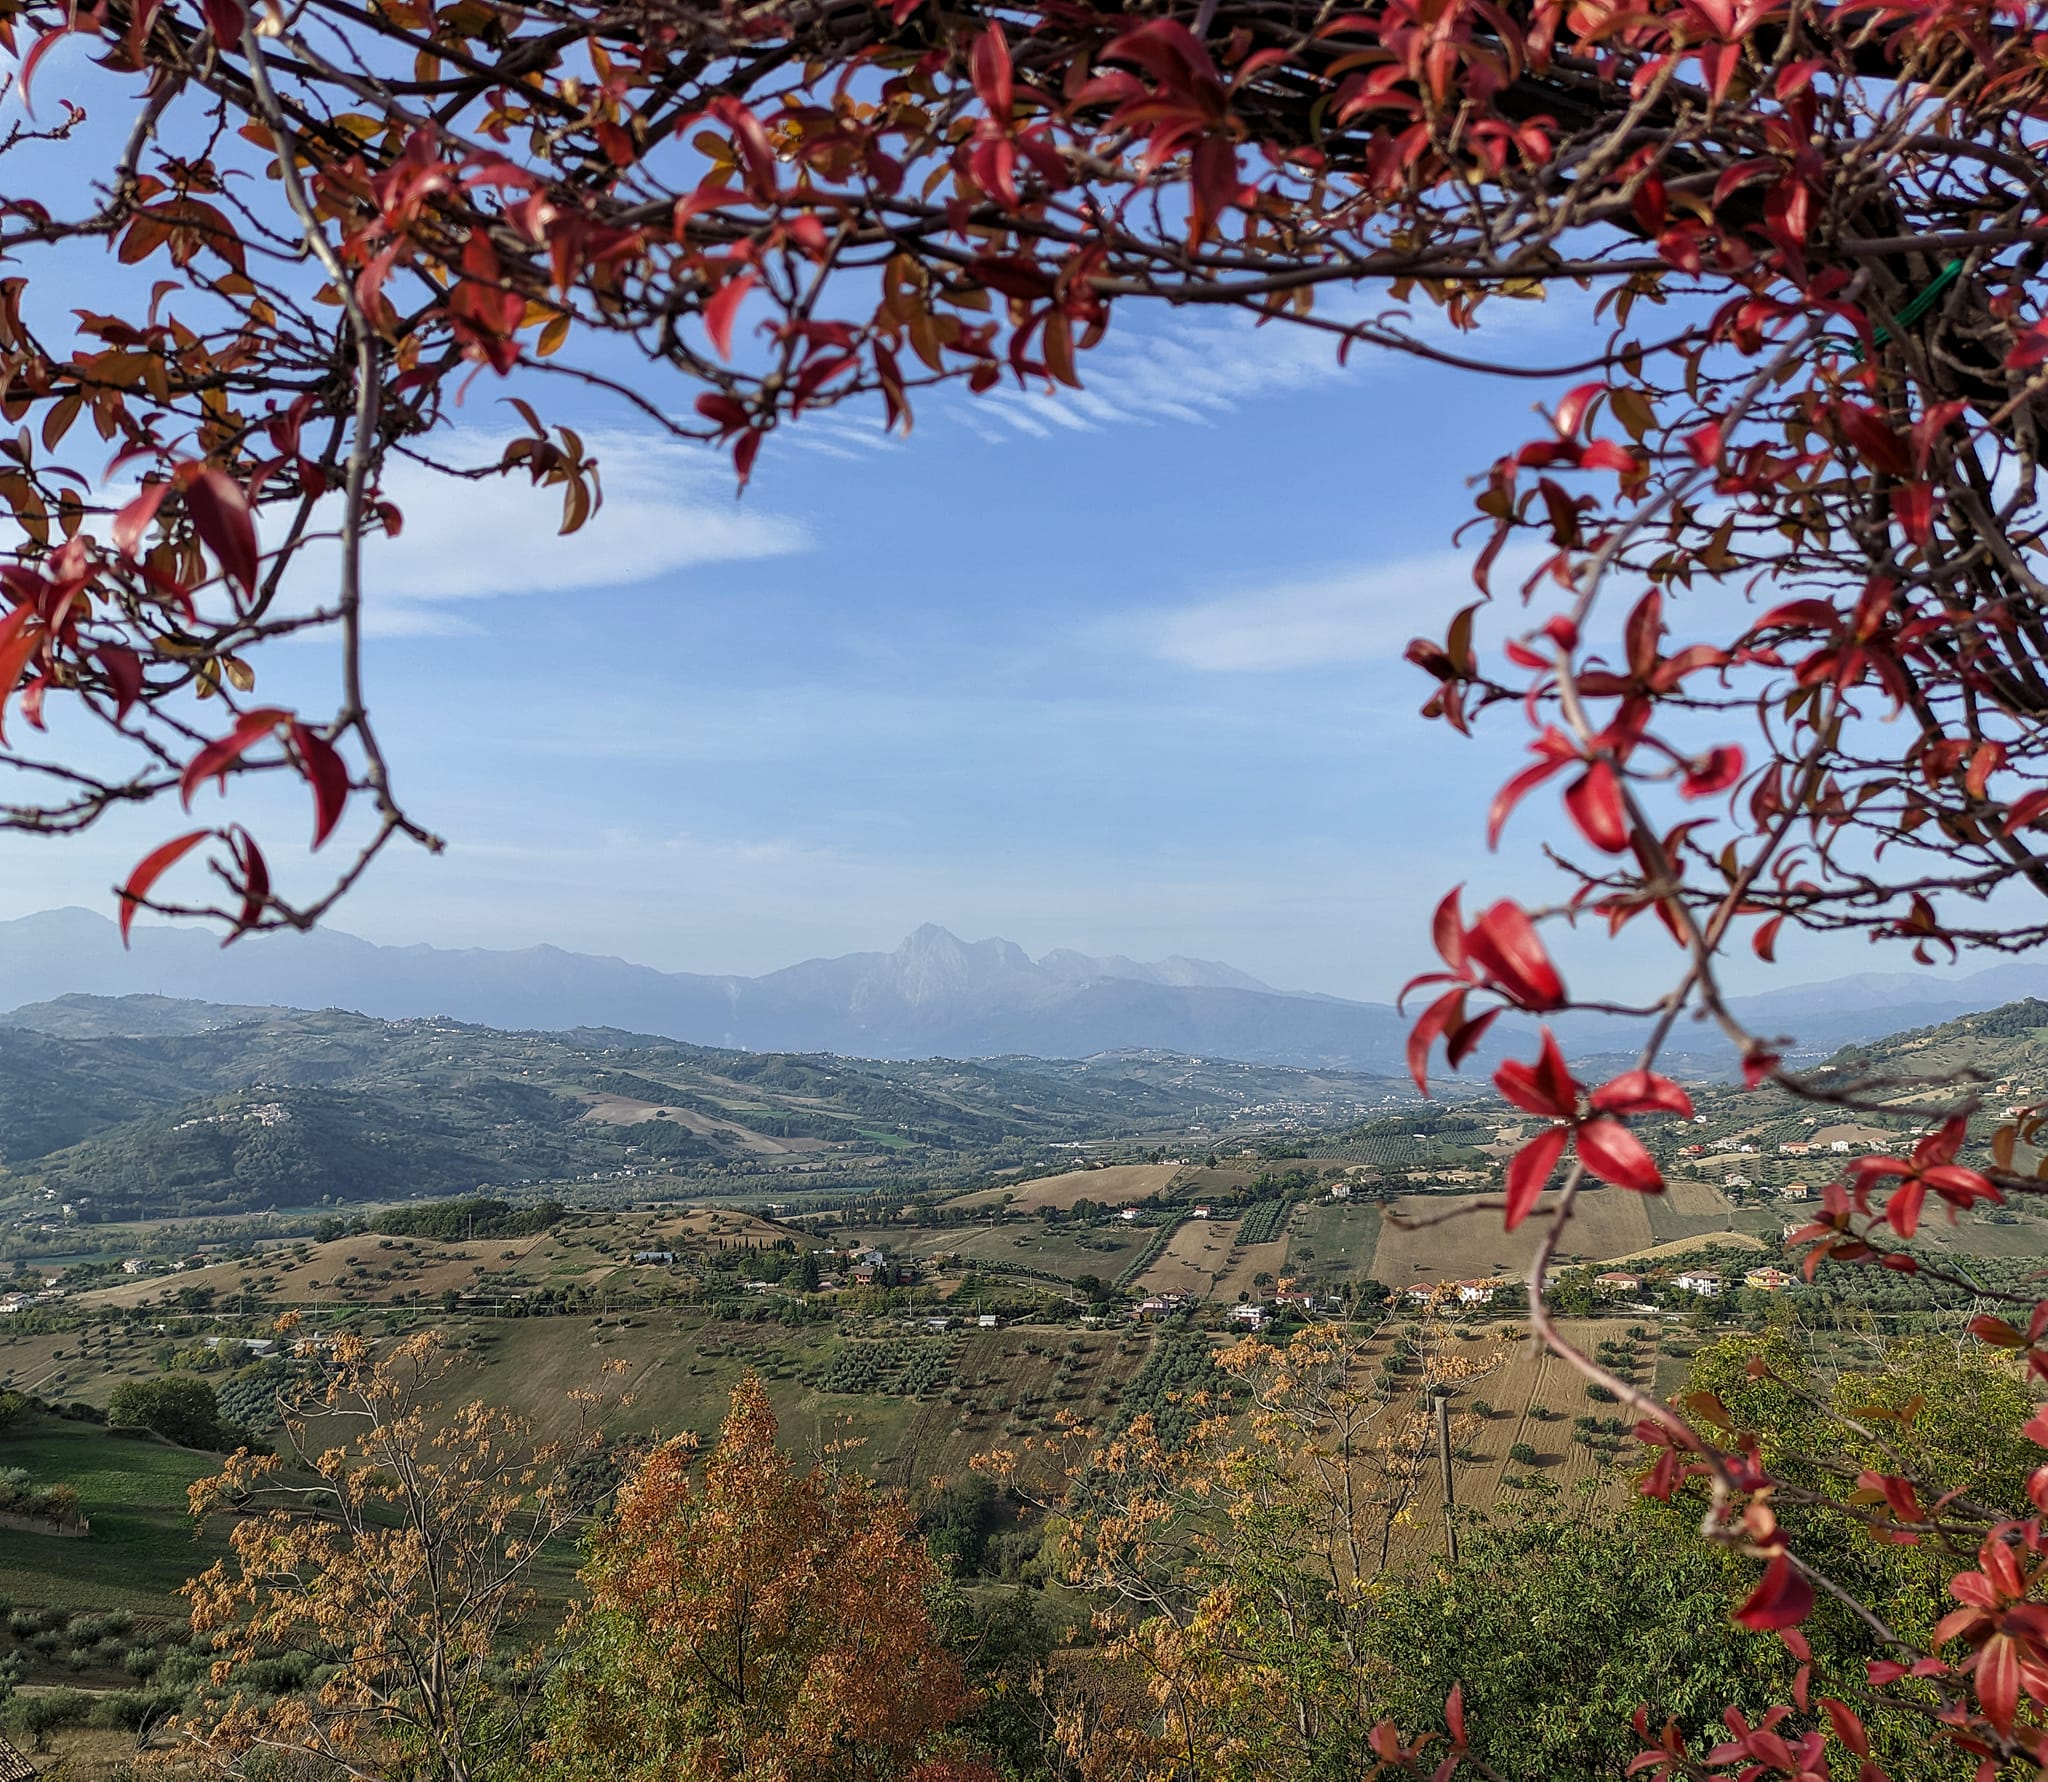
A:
[{"xmin": 2, "ymin": 993, "xmax": 2045, "ymax": 1775}]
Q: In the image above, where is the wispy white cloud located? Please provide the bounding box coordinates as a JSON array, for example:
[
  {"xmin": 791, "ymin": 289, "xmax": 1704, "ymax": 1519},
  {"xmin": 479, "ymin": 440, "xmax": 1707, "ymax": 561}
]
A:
[
  {"xmin": 1119, "ymin": 543, "xmax": 1551, "ymax": 673},
  {"xmin": 942, "ymin": 291, "xmax": 1583, "ymax": 443},
  {"xmin": 281, "ymin": 429, "xmax": 810, "ymax": 636}
]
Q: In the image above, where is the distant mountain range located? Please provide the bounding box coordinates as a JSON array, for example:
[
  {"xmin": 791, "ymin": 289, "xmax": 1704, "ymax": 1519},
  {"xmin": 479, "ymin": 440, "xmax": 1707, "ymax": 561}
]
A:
[
  {"xmin": 0, "ymin": 906, "xmax": 2032, "ymax": 1072},
  {"xmin": 0, "ymin": 909, "xmax": 1429, "ymax": 1071}
]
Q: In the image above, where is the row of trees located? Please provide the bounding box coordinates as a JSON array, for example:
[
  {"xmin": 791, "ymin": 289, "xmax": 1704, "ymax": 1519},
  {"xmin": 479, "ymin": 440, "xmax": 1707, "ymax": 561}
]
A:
[{"xmin": 150, "ymin": 1316, "xmax": 2038, "ymax": 1782}]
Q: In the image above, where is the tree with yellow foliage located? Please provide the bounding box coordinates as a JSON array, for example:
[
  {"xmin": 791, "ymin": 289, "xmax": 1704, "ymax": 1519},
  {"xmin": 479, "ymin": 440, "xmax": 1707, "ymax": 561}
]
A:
[
  {"xmin": 541, "ymin": 1373, "xmax": 986, "ymax": 1782},
  {"xmin": 182, "ymin": 1328, "xmax": 610, "ymax": 1782},
  {"xmin": 984, "ymin": 1318, "xmax": 1503, "ymax": 1782}
]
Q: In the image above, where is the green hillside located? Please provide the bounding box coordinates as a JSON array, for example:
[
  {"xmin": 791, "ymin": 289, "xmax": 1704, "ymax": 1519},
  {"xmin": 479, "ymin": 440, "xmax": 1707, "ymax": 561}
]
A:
[{"xmin": 0, "ymin": 1004, "xmax": 1406, "ymax": 1222}]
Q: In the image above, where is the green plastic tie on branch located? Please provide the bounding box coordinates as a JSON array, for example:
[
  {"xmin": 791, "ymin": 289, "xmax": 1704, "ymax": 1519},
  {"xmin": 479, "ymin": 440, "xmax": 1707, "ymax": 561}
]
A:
[{"xmin": 1849, "ymin": 259, "xmax": 1964, "ymax": 363}]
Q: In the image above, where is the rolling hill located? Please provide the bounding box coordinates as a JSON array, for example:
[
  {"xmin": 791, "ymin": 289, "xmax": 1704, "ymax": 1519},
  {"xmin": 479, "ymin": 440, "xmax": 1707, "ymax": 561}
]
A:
[{"xmin": 0, "ymin": 999, "xmax": 1412, "ymax": 1220}]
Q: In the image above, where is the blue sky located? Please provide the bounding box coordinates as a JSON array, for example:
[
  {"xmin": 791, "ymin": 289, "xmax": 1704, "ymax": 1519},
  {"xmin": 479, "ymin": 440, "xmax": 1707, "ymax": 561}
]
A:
[
  {"xmin": 1, "ymin": 297, "xmax": 1577, "ymax": 998},
  {"xmin": 0, "ymin": 150, "xmax": 1899, "ymax": 1004}
]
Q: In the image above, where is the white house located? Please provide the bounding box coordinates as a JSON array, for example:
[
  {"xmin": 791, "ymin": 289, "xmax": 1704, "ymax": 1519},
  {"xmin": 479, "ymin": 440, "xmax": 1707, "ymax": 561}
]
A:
[
  {"xmin": 1675, "ymin": 1271, "xmax": 1723, "ymax": 1297},
  {"xmin": 1330, "ymin": 1182, "xmax": 1352, "ymax": 1199},
  {"xmin": 121, "ymin": 1258, "xmax": 147, "ymax": 1276},
  {"xmin": 1228, "ymin": 1303, "xmax": 1268, "ymax": 1329}
]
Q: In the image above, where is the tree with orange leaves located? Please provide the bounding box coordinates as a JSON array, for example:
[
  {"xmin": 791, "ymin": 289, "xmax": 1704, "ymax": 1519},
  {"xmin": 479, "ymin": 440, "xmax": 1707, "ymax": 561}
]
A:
[{"xmin": 540, "ymin": 1372, "xmax": 983, "ymax": 1782}]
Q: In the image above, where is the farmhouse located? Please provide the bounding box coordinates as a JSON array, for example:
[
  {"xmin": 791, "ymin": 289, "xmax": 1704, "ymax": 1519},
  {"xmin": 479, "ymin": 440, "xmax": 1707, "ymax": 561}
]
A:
[
  {"xmin": 1675, "ymin": 1271, "xmax": 1723, "ymax": 1297},
  {"xmin": 1329, "ymin": 1182, "xmax": 1352, "ymax": 1199},
  {"xmin": 1594, "ymin": 1271, "xmax": 1642, "ymax": 1296},
  {"xmin": 1456, "ymin": 1279, "xmax": 1503, "ymax": 1305},
  {"xmin": 121, "ymin": 1258, "xmax": 147, "ymax": 1275},
  {"xmin": 1744, "ymin": 1267, "xmax": 1796, "ymax": 1291},
  {"xmin": 1780, "ymin": 1183, "xmax": 1811, "ymax": 1201},
  {"xmin": 1228, "ymin": 1303, "xmax": 1268, "ymax": 1329}
]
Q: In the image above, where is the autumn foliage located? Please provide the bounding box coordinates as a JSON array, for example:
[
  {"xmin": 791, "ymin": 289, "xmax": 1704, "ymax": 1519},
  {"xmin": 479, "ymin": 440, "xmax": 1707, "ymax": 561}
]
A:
[
  {"xmin": 544, "ymin": 1374, "xmax": 980, "ymax": 1782},
  {"xmin": 182, "ymin": 1328, "xmax": 607, "ymax": 1782},
  {"xmin": 19, "ymin": 0, "xmax": 2048, "ymax": 1768}
]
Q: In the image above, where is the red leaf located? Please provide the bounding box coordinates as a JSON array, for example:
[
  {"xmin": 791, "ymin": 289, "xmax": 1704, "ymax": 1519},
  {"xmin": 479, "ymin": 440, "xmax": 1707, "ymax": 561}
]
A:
[
  {"xmin": 181, "ymin": 707, "xmax": 290, "ymax": 809},
  {"xmin": 1466, "ymin": 900, "xmax": 1566, "ymax": 1010},
  {"xmin": 1882, "ymin": 1179, "xmax": 1926, "ymax": 1239},
  {"xmin": 1892, "ymin": 483, "xmax": 1935, "ymax": 549},
  {"xmin": 1408, "ymin": 987, "xmax": 1465, "ymax": 1095},
  {"xmin": 0, "ymin": 607, "xmax": 43, "ymax": 744},
  {"xmin": 1552, "ymin": 381, "xmax": 1603, "ymax": 440},
  {"xmin": 703, "ymin": 271, "xmax": 758, "ymax": 360},
  {"xmin": 1445, "ymin": 1006, "xmax": 1500, "ymax": 1073},
  {"xmin": 1494, "ymin": 1027, "xmax": 1579, "ymax": 1119},
  {"xmin": 1575, "ymin": 1116, "xmax": 1664, "ymax": 1193},
  {"xmin": 118, "ymin": 830, "xmax": 210, "ymax": 944},
  {"xmin": 185, "ymin": 469, "xmax": 260, "ymax": 599},
  {"xmin": 2002, "ymin": 789, "xmax": 2048, "ymax": 835},
  {"xmin": 1488, "ymin": 757, "xmax": 1568, "ymax": 848},
  {"xmin": 227, "ymin": 827, "xmax": 271, "ymax": 937},
  {"xmin": 1816, "ymin": 1698, "xmax": 1866, "ymax": 1755},
  {"xmin": 17, "ymin": 25, "xmax": 71, "ymax": 117},
  {"xmin": 199, "ymin": 0, "xmax": 245, "ymax": 41},
  {"xmin": 1734, "ymin": 1552, "xmax": 1813, "ymax": 1631},
  {"xmin": 1590, "ymin": 1069, "xmax": 1693, "ymax": 1118},
  {"xmin": 970, "ymin": 22, "xmax": 1015, "ymax": 119},
  {"xmin": 1680, "ymin": 745, "xmax": 1744, "ymax": 798},
  {"xmin": 1685, "ymin": 422, "xmax": 1723, "ymax": 468},
  {"xmin": 1564, "ymin": 760, "xmax": 1631, "ymax": 852},
  {"xmin": 96, "ymin": 644, "xmax": 144, "ymax": 719},
  {"xmin": 288, "ymin": 721, "xmax": 349, "ymax": 849},
  {"xmin": 1976, "ymin": 1633, "xmax": 2022, "ymax": 1735},
  {"xmin": 1504, "ymin": 1124, "xmax": 1568, "ymax": 1229},
  {"xmin": 112, "ymin": 481, "xmax": 170, "ymax": 559}
]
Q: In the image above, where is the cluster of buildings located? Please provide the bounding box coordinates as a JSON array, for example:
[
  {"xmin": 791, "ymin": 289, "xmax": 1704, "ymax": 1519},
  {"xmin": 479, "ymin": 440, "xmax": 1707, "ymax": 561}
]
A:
[
  {"xmin": 1403, "ymin": 1277, "xmax": 1517, "ymax": 1307},
  {"xmin": 1592, "ymin": 1264, "xmax": 1798, "ymax": 1300}
]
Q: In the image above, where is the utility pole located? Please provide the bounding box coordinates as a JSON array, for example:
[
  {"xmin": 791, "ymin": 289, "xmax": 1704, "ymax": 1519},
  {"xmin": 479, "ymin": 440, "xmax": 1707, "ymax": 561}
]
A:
[{"xmin": 1433, "ymin": 1391, "xmax": 1459, "ymax": 1565}]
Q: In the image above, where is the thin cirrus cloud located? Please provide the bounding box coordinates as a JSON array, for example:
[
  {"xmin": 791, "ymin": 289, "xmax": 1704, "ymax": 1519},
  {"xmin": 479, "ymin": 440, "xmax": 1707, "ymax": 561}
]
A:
[
  {"xmin": 943, "ymin": 291, "xmax": 1585, "ymax": 444},
  {"xmin": 1128, "ymin": 545, "xmax": 1550, "ymax": 673},
  {"xmin": 282, "ymin": 430, "xmax": 810, "ymax": 636}
]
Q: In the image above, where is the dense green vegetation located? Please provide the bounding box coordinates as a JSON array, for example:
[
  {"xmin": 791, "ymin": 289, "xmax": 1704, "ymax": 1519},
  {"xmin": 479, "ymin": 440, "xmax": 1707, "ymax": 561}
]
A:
[
  {"xmin": 0, "ymin": 1002, "xmax": 1406, "ymax": 1222},
  {"xmin": 372, "ymin": 1198, "xmax": 567, "ymax": 1241}
]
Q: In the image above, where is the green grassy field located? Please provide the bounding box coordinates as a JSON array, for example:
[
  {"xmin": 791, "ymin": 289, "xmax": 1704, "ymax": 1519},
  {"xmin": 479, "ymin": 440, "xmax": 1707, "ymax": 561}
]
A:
[
  {"xmin": 1288, "ymin": 1199, "xmax": 1383, "ymax": 1287},
  {"xmin": 905, "ymin": 1222, "xmax": 1145, "ymax": 1283},
  {"xmin": 0, "ymin": 1414, "xmax": 229, "ymax": 1617}
]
